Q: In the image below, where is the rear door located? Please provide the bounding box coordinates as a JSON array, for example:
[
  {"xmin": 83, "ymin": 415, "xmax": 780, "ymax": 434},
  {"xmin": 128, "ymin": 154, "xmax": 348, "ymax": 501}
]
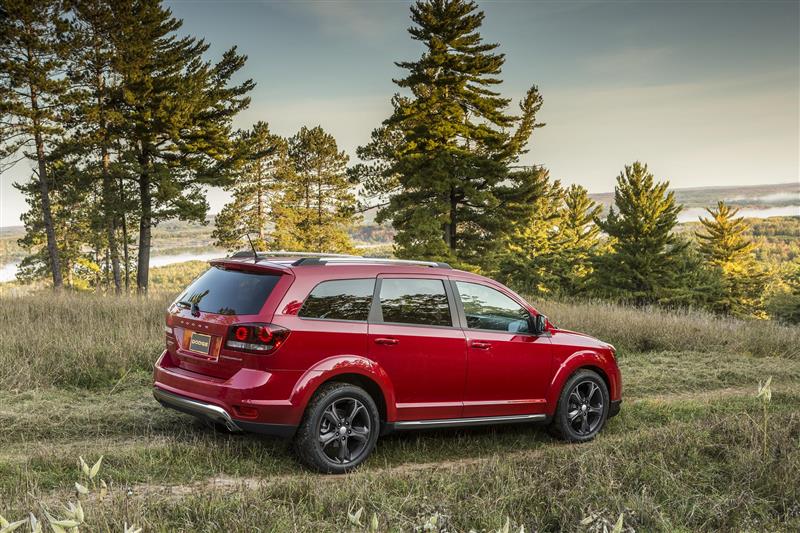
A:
[
  {"xmin": 368, "ymin": 275, "xmax": 467, "ymax": 421},
  {"xmin": 454, "ymin": 280, "xmax": 552, "ymax": 418}
]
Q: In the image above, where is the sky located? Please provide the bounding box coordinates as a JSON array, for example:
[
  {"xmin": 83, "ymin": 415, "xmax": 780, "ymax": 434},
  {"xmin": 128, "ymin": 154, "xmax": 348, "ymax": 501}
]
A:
[{"xmin": 1, "ymin": 0, "xmax": 798, "ymax": 227}]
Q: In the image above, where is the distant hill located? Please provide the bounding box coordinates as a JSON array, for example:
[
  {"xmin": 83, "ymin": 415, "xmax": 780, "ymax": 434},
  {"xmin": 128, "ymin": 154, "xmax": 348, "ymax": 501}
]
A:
[
  {"xmin": 589, "ymin": 181, "xmax": 799, "ymax": 210},
  {"xmin": 2, "ymin": 182, "xmax": 797, "ymax": 266}
]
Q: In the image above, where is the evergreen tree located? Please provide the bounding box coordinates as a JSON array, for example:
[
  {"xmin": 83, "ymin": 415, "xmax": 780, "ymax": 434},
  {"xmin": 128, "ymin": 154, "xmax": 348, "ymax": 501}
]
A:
[
  {"xmin": 355, "ymin": 0, "xmax": 545, "ymax": 268},
  {"xmin": 696, "ymin": 201, "xmax": 766, "ymax": 316},
  {"xmin": 766, "ymin": 262, "xmax": 800, "ymax": 324},
  {"xmin": 0, "ymin": 0, "xmax": 70, "ymax": 289},
  {"xmin": 272, "ymin": 126, "xmax": 357, "ymax": 253},
  {"xmin": 14, "ymin": 159, "xmax": 98, "ymax": 289},
  {"xmin": 552, "ymin": 184, "xmax": 602, "ymax": 295},
  {"xmin": 594, "ymin": 162, "xmax": 685, "ymax": 304},
  {"xmin": 212, "ymin": 122, "xmax": 289, "ymax": 251},
  {"xmin": 111, "ymin": 0, "xmax": 254, "ymax": 294},
  {"xmin": 68, "ymin": 0, "xmax": 125, "ymax": 293},
  {"xmin": 497, "ymin": 169, "xmax": 563, "ymax": 294}
]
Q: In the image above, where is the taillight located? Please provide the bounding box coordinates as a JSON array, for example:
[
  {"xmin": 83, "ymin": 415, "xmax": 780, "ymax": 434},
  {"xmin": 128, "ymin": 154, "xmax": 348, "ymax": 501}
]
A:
[{"xmin": 225, "ymin": 323, "xmax": 289, "ymax": 354}]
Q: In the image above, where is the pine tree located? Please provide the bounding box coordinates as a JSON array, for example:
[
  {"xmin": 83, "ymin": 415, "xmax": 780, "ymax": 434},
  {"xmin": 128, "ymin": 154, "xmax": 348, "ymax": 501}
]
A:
[
  {"xmin": 212, "ymin": 122, "xmax": 288, "ymax": 251},
  {"xmin": 0, "ymin": 0, "xmax": 70, "ymax": 289},
  {"xmin": 766, "ymin": 262, "xmax": 800, "ymax": 324},
  {"xmin": 14, "ymin": 159, "xmax": 98, "ymax": 289},
  {"xmin": 68, "ymin": 0, "xmax": 125, "ymax": 293},
  {"xmin": 552, "ymin": 184, "xmax": 602, "ymax": 295},
  {"xmin": 110, "ymin": 0, "xmax": 254, "ymax": 294},
  {"xmin": 355, "ymin": 0, "xmax": 545, "ymax": 268},
  {"xmin": 497, "ymin": 169, "xmax": 563, "ymax": 294},
  {"xmin": 696, "ymin": 201, "xmax": 766, "ymax": 316},
  {"xmin": 594, "ymin": 162, "xmax": 685, "ymax": 304},
  {"xmin": 272, "ymin": 126, "xmax": 357, "ymax": 253}
]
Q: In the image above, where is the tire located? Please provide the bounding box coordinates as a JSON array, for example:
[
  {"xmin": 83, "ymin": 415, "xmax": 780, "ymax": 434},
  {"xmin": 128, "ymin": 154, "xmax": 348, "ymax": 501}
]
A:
[
  {"xmin": 549, "ymin": 369, "xmax": 610, "ymax": 442},
  {"xmin": 293, "ymin": 382, "xmax": 380, "ymax": 474}
]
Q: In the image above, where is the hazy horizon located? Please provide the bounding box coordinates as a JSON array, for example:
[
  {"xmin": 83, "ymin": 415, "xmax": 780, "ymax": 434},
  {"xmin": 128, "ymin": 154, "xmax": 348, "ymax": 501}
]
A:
[{"xmin": 1, "ymin": 0, "xmax": 798, "ymax": 226}]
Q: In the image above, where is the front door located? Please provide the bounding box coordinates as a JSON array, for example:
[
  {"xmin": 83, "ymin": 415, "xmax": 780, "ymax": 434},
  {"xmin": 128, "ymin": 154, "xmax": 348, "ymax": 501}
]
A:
[
  {"xmin": 454, "ymin": 280, "xmax": 552, "ymax": 418},
  {"xmin": 368, "ymin": 276, "xmax": 467, "ymax": 421}
]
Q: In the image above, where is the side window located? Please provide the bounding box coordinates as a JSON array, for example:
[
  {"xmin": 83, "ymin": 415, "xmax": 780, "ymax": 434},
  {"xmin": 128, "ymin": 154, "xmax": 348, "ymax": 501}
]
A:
[
  {"xmin": 298, "ymin": 279, "xmax": 375, "ymax": 321},
  {"xmin": 379, "ymin": 278, "xmax": 452, "ymax": 327},
  {"xmin": 455, "ymin": 281, "xmax": 531, "ymax": 333}
]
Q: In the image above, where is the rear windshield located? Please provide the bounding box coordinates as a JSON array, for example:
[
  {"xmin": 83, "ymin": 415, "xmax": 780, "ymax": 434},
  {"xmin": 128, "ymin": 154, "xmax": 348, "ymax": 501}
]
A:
[{"xmin": 176, "ymin": 266, "xmax": 281, "ymax": 315}]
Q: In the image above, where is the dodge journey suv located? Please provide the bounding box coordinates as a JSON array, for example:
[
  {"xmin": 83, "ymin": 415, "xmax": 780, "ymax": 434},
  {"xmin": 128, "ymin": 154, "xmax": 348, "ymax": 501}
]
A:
[{"xmin": 154, "ymin": 252, "xmax": 622, "ymax": 473}]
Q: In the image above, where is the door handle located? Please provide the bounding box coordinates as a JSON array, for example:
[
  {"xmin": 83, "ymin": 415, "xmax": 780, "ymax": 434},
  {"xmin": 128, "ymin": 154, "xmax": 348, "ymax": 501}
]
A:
[
  {"xmin": 471, "ymin": 341, "xmax": 491, "ymax": 350},
  {"xmin": 374, "ymin": 337, "xmax": 399, "ymax": 345}
]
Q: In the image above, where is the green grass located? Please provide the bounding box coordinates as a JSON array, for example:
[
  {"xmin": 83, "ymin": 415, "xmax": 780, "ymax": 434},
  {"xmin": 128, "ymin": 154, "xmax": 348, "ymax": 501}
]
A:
[{"xmin": 1, "ymin": 283, "xmax": 799, "ymax": 531}]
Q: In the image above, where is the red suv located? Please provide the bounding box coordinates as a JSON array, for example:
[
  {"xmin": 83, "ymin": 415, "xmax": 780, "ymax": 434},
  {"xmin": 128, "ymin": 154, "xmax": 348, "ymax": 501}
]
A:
[{"xmin": 154, "ymin": 253, "xmax": 622, "ymax": 473}]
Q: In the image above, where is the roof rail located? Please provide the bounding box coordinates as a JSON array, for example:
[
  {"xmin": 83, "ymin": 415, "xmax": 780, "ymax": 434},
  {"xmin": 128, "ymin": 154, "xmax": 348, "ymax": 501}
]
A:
[
  {"xmin": 292, "ymin": 257, "xmax": 451, "ymax": 269},
  {"xmin": 228, "ymin": 250, "xmax": 451, "ymax": 269},
  {"xmin": 230, "ymin": 250, "xmax": 359, "ymax": 259}
]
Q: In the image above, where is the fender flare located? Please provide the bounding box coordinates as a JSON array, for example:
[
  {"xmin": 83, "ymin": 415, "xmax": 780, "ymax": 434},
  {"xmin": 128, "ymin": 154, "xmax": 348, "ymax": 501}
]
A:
[
  {"xmin": 546, "ymin": 350, "xmax": 618, "ymax": 414},
  {"xmin": 289, "ymin": 355, "xmax": 398, "ymax": 422}
]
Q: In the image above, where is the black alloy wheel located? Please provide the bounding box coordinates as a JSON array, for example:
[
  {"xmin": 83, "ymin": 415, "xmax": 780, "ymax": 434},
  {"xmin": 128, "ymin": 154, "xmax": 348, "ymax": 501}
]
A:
[
  {"xmin": 318, "ymin": 397, "xmax": 372, "ymax": 464},
  {"xmin": 294, "ymin": 382, "xmax": 380, "ymax": 473},
  {"xmin": 549, "ymin": 369, "xmax": 609, "ymax": 442}
]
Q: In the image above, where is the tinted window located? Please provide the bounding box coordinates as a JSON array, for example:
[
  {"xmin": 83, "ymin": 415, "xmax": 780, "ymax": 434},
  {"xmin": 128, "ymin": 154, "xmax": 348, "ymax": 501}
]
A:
[
  {"xmin": 456, "ymin": 282, "xmax": 531, "ymax": 333},
  {"xmin": 379, "ymin": 278, "xmax": 452, "ymax": 327},
  {"xmin": 299, "ymin": 279, "xmax": 375, "ymax": 321},
  {"xmin": 177, "ymin": 266, "xmax": 281, "ymax": 315}
]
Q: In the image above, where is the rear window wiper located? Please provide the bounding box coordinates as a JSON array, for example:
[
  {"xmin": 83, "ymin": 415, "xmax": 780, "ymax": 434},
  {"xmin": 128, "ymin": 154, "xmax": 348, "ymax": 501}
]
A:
[{"xmin": 176, "ymin": 300, "xmax": 201, "ymax": 316}]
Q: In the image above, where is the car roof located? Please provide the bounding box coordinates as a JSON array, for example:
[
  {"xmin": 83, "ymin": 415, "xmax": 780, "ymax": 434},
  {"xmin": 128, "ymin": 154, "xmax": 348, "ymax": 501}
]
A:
[
  {"xmin": 210, "ymin": 253, "xmax": 491, "ymax": 282},
  {"xmin": 208, "ymin": 252, "xmax": 532, "ymax": 309}
]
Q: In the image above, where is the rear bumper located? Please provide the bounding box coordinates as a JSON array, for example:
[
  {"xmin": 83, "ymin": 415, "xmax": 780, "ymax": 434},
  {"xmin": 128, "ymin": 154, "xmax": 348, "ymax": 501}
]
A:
[
  {"xmin": 154, "ymin": 387, "xmax": 296, "ymax": 438},
  {"xmin": 153, "ymin": 350, "xmax": 302, "ymax": 436}
]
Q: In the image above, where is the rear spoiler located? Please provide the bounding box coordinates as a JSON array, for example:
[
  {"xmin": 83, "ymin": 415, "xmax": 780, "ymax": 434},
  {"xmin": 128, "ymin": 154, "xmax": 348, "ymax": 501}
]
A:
[{"xmin": 209, "ymin": 258, "xmax": 293, "ymax": 276}]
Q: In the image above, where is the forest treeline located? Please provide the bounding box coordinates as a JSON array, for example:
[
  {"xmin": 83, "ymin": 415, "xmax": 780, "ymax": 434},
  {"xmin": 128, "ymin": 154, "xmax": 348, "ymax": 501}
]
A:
[{"xmin": 1, "ymin": 0, "xmax": 798, "ymax": 323}]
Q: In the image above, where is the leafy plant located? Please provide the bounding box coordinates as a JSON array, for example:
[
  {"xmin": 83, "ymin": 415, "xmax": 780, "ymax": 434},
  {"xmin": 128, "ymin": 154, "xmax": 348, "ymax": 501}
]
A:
[{"xmin": 0, "ymin": 456, "xmax": 140, "ymax": 533}]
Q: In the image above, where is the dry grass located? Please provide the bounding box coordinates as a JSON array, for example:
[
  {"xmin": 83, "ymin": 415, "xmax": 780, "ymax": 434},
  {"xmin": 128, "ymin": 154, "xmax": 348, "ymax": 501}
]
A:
[
  {"xmin": 539, "ymin": 299, "xmax": 800, "ymax": 359},
  {"xmin": 0, "ymin": 291, "xmax": 173, "ymax": 389},
  {"xmin": 2, "ymin": 284, "xmax": 798, "ymax": 390},
  {"xmin": 1, "ymin": 265, "xmax": 799, "ymax": 531}
]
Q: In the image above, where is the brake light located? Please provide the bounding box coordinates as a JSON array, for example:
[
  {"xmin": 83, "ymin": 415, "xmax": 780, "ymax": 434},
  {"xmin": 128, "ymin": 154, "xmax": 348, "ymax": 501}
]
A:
[{"xmin": 225, "ymin": 323, "xmax": 289, "ymax": 354}]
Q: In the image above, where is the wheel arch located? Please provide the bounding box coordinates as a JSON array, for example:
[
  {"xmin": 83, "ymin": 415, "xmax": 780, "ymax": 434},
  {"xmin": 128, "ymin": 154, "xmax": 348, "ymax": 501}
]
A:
[
  {"xmin": 289, "ymin": 355, "xmax": 397, "ymax": 425},
  {"xmin": 546, "ymin": 350, "xmax": 619, "ymax": 415}
]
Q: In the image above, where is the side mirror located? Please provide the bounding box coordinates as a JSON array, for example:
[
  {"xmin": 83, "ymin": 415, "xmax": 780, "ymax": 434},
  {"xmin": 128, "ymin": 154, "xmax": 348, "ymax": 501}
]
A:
[{"xmin": 531, "ymin": 314, "xmax": 548, "ymax": 335}]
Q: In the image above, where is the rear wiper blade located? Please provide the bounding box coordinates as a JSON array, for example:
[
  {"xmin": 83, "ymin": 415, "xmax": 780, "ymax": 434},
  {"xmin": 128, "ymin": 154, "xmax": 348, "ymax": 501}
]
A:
[{"xmin": 176, "ymin": 300, "xmax": 201, "ymax": 316}]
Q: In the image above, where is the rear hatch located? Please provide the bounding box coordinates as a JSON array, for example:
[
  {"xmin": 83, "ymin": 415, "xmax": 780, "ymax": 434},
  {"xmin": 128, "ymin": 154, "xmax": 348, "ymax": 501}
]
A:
[{"xmin": 165, "ymin": 261, "xmax": 292, "ymax": 379}]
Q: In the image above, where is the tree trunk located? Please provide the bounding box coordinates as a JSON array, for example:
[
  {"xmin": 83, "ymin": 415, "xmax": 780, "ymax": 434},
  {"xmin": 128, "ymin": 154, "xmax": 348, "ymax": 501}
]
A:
[
  {"xmin": 136, "ymin": 158, "xmax": 151, "ymax": 296},
  {"xmin": 119, "ymin": 174, "xmax": 130, "ymax": 293},
  {"xmin": 97, "ymin": 67, "xmax": 121, "ymax": 294},
  {"xmin": 30, "ymin": 89, "xmax": 63, "ymax": 290},
  {"xmin": 256, "ymin": 162, "xmax": 266, "ymax": 244},
  {"xmin": 317, "ymin": 166, "xmax": 323, "ymax": 252},
  {"xmin": 102, "ymin": 150, "xmax": 121, "ymax": 294}
]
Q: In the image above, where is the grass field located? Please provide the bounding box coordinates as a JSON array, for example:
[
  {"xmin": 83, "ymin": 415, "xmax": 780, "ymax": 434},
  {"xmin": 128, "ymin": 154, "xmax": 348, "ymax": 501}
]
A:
[{"xmin": 1, "ymin": 281, "xmax": 799, "ymax": 531}]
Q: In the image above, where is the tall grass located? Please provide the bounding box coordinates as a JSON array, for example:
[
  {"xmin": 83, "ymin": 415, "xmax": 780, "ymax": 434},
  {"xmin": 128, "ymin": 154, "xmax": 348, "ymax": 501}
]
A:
[
  {"xmin": 0, "ymin": 291, "xmax": 172, "ymax": 389},
  {"xmin": 538, "ymin": 299, "xmax": 800, "ymax": 359},
  {"xmin": 1, "ymin": 287, "xmax": 798, "ymax": 390}
]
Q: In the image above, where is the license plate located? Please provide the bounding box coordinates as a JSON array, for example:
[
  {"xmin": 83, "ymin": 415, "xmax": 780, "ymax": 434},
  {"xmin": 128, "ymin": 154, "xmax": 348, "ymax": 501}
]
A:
[{"xmin": 188, "ymin": 332, "xmax": 212, "ymax": 356}]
